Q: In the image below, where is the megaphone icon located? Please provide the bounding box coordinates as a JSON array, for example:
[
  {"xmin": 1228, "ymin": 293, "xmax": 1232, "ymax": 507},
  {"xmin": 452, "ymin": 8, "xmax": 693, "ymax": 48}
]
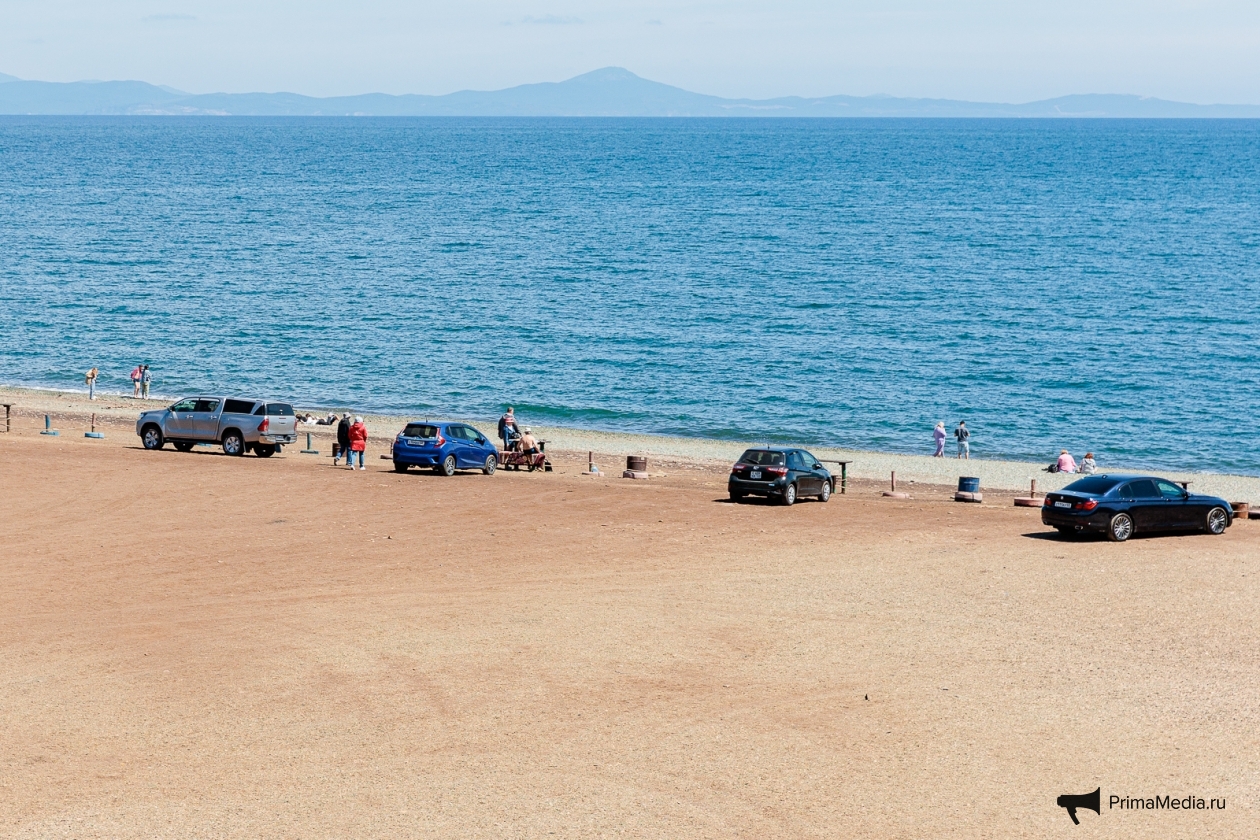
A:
[{"xmin": 1056, "ymin": 787, "xmax": 1101, "ymax": 825}]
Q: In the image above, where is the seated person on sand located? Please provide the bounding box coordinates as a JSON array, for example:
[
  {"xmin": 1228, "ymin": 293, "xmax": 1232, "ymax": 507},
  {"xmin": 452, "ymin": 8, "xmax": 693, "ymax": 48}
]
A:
[
  {"xmin": 1079, "ymin": 452, "xmax": 1097, "ymax": 474},
  {"xmin": 518, "ymin": 428, "xmax": 540, "ymax": 456},
  {"xmin": 1056, "ymin": 449, "xmax": 1078, "ymax": 474}
]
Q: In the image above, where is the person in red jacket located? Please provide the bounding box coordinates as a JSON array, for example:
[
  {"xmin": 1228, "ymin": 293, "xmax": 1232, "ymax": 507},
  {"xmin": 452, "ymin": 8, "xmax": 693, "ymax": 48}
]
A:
[{"xmin": 347, "ymin": 416, "xmax": 368, "ymax": 470}]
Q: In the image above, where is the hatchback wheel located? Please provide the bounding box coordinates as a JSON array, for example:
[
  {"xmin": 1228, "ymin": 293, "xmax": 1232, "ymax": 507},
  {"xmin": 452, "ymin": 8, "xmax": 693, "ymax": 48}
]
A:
[
  {"xmin": 222, "ymin": 431, "xmax": 244, "ymax": 457},
  {"xmin": 818, "ymin": 481, "xmax": 831, "ymax": 502},
  {"xmin": 1206, "ymin": 506, "xmax": 1229, "ymax": 535},
  {"xmin": 394, "ymin": 462, "xmax": 409, "ymax": 473},
  {"xmin": 142, "ymin": 425, "xmax": 164, "ymax": 450},
  {"xmin": 440, "ymin": 454, "xmax": 457, "ymax": 477},
  {"xmin": 1107, "ymin": 513, "xmax": 1133, "ymax": 542},
  {"xmin": 729, "ymin": 490, "xmax": 745, "ymax": 503},
  {"xmin": 781, "ymin": 483, "xmax": 797, "ymax": 506},
  {"xmin": 483, "ymin": 455, "xmax": 497, "ymax": 475}
]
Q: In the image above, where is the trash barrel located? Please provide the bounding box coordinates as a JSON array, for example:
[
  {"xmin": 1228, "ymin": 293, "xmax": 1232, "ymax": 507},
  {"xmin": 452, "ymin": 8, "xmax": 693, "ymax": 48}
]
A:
[
  {"xmin": 958, "ymin": 476, "xmax": 980, "ymax": 493},
  {"xmin": 627, "ymin": 455, "xmax": 648, "ymax": 473}
]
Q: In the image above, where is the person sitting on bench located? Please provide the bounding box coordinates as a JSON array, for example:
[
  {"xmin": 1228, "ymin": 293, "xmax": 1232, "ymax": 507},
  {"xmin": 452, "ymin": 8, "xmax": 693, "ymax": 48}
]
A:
[{"xmin": 518, "ymin": 427, "xmax": 539, "ymax": 456}]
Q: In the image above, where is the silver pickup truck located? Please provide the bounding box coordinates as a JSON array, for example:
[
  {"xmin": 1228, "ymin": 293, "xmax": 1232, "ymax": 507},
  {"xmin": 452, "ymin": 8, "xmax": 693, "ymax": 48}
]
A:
[{"xmin": 136, "ymin": 397, "xmax": 298, "ymax": 457}]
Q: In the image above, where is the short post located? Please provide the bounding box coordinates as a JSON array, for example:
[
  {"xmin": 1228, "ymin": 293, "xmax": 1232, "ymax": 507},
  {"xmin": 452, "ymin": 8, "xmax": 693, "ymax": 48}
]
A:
[
  {"xmin": 300, "ymin": 432, "xmax": 319, "ymax": 454},
  {"xmin": 1, "ymin": 403, "xmax": 11, "ymax": 433},
  {"xmin": 85, "ymin": 412, "xmax": 105, "ymax": 439},
  {"xmin": 890, "ymin": 471, "xmax": 896, "ymax": 492},
  {"xmin": 1031, "ymin": 479, "xmax": 1038, "ymax": 498},
  {"xmin": 40, "ymin": 414, "xmax": 59, "ymax": 436},
  {"xmin": 841, "ymin": 462, "xmax": 847, "ymax": 494}
]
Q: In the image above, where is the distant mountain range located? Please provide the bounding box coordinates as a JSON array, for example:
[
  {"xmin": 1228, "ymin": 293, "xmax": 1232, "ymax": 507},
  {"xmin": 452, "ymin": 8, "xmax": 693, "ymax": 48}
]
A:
[{"xmin": 2, "ymin": 67, "xmax": 1258, "ymax": 118}]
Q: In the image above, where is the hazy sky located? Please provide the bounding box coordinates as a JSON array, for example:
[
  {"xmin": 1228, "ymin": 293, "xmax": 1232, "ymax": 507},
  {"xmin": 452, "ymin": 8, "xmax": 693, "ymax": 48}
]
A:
[{"xmin": 3, "ymin": 1, "xmax": 1259, "ymax": 103}]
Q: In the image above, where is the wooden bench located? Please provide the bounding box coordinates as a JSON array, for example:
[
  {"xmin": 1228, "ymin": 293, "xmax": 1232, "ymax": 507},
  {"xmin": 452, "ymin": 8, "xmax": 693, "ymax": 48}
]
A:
[{"xmin": 821, "ymin": 460, "xmax": 851, "ymax": 494}]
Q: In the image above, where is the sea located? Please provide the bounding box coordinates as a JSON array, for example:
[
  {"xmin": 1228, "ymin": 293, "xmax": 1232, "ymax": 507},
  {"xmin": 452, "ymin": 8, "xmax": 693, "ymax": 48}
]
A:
[{"xmin": 1, "ymin": 117, "xmax": 1258, "ymax": 474}]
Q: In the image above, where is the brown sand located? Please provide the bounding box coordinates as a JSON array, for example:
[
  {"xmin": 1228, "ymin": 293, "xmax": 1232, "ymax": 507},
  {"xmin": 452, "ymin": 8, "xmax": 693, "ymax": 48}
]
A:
[{"xmin": 1, "ymin": 406, "xmax": 1257, "ymax": 837}]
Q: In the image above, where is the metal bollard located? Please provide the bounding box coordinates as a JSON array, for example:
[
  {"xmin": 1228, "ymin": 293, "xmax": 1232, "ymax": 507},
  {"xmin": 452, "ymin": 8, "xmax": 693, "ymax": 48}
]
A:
[
  {"xmin": 85, "ymin": 412, "xmax": 105, "ymax": 439},
  {"xmin": 300, "ymin": 432, "xmax": 319, "ymax": 454},
  {"xmin": 40, "ymin": 414, "xmax": 60, "ymax": 436}
]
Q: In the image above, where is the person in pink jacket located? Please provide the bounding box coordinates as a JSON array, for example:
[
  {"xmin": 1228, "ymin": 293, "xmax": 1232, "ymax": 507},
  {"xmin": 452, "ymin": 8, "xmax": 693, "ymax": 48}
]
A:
[
  {"xmin": 1056, "ymin": 450, "xmax": 1078, "ymax": 474},
  {"xmin": 346, "ymin": 416, "xmax": 368, "ymax": 471}
]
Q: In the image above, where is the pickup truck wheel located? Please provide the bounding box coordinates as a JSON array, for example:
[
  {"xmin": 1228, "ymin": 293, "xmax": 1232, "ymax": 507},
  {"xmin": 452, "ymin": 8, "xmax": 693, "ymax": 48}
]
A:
[
  {"xmin": 142, "ymin": 425, "xmax": 165, "ymax": 450},
  {"xmin": 440, "ymin": 454, "xmax": 457, "ymax": 476},
  {"xmin": 482, "ymin": 455, "xmax": 497, "ymax": 475},
  {"xmin": 255, "ymin": 444, "xmax": 276, "ymax": 458},
  {"xmin": 173, "ymin": 442, "xmax": 194, "ymax": 453},
  {"xmin": 222, "ymin": 431, "xmax": 245, "ymax": 457}
]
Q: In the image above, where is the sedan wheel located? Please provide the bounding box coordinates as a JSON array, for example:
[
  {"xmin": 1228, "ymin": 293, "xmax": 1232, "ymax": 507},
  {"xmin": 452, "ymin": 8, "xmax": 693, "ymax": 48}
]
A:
[
  {"xmin": 482, "ymin": 455, "xmax": 497, "ymax": 475},
  {"xmin": 1107, "ymin": 513, "xmax": 1133, "ymax": 542},
  {"xmin": 818, "ymin": 481, "xmax": 831, "ymax": 502},
  {"xmin": 781, "ymin": 483, "xmax": 797, "ymax": 506},
  {"xmin": 142, "ymin": 426, "xmax": 164, "ymax": 450},
  {"xmin": 440, "ymin": 454, "xmax": 457, "ymax": 477},
  {"xmin": 1206, "ymin": 506, "xmax": 1229, "ymax": 535},
  {"xmin": 222, "ymin": 432, "xmax": 244, "ymax": 457}
]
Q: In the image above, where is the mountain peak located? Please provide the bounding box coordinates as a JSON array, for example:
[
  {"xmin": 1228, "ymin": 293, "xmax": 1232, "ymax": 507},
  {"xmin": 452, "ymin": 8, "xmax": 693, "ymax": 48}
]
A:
[{"xmin": 565, "ymin": 67, "xmax": 643, "ymax": 84}]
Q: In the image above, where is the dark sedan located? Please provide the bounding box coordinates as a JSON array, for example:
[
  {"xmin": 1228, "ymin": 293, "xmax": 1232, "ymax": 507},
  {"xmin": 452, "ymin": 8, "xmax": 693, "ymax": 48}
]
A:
[
  {"xmin": 728, "ymin": 447, "xmax": 833, "ymax": 505},
  {"xmin": 1042, "ymin": 474, "xmax": 1232, "ymax": 541}
]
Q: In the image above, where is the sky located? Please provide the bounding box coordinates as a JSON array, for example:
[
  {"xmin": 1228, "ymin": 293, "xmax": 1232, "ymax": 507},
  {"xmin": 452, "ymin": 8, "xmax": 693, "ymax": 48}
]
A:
[{"xmin": 2, "ymin": 1, "xmax": 1259, "ymax": 104}]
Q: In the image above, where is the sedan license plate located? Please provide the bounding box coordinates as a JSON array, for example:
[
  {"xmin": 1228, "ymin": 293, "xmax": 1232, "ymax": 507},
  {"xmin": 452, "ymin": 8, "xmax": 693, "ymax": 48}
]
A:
[
  {"xmin": 750, "ymin": 470, "xmax": 762, "ymax": 480},
  {"xmin": 1054, "ymin": 501, "xmax": 1072, "ymax": 509}
]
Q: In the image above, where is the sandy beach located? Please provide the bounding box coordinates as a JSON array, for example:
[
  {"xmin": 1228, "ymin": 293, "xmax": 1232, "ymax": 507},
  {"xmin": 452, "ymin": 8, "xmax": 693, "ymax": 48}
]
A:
[{"xmin": 1, "ymin": 385, "xmax": 1257, "ymax": 837}]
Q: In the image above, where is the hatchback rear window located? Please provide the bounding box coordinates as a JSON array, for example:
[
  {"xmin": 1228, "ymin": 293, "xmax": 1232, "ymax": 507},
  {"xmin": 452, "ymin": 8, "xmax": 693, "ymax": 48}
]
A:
[
  {"xmin": 1062, "ymin": 477, "xmax": 1122, "ymax": 495},
  {"xmin": 739, "ymin": 450, "xmax": 785, "ymax": 466},
  {"xmin": 265, "ymin": 403, "xmax": 295, "ymax": 416},
  {"xmin": 403, "ymin": 424, "xmax": 438, "ymax": 438}
]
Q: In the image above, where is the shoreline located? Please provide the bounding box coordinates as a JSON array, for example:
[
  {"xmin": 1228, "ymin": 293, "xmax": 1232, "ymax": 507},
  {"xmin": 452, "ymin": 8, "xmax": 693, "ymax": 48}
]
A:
[{"xmin": 5, "ymin": 382, "xmax": 1259, "ymax": 502}]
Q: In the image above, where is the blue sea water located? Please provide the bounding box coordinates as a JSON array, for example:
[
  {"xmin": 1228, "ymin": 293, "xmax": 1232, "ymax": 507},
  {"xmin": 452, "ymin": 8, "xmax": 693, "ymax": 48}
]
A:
[{"xmin": 1, "ymin": 117, "xmax": 1258, "ymax": 473}]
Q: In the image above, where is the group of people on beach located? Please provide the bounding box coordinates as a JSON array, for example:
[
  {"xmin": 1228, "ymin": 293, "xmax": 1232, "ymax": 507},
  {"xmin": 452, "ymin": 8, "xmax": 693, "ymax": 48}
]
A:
[
  {"xmin": 497, "ymin": 407, "xmax": 540, "ymax": 456},
  {"xmin": 933, "ymin": 421, "xmax": 972, "ymax": 459},
  {"xmin": 130, "ymin": 365, "xmax": 152, "ymax": 398},
  {"xmin": 332, "ymin": 413, "xmax": 369, "ymax": 470},
  {"xmin": 933, "ymin": 420, "xmax": 1098, "ymax": 473},
  {"xmin": 81, "ymin": 365, "xmax": 151, "ymax": 400},
  {"xmin": 1051, "ymin": 450, "xmax": 1096, "ymax": 475}
]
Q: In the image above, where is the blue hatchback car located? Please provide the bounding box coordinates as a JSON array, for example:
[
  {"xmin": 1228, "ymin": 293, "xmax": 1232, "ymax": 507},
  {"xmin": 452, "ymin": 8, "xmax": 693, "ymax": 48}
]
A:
[{"xmin": 392, "ymin": 421, "xmax": 499, "ymax": 476}]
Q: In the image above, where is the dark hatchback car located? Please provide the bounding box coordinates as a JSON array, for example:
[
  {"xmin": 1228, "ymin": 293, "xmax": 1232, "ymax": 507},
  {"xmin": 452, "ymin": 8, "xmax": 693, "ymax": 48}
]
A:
[
  {"xmin": 392, "ymin": 421, "xmax": 499, "ymax": 476},
  {"xmin": 728, "ymin": 447, "xmax": 834, "ymax": 505},
  {"xmin": 1042, "ymin": 474, "xmax": 1232, "ymax": 541}
]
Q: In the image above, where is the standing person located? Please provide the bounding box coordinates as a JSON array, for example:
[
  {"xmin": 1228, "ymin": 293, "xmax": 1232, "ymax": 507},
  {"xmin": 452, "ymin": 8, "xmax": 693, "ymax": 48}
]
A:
[
  {"xmin": 954, "ymin": 421, "xmax": 970, "ymax": 459},
  {"xmin": 130, "ymin": 365, "xmax": 142, "ymax": 398},
  {"xmin": 85, "ymin": 367, "xmax": 99, "ymax": 401},
  {"xmin": 498, "ymin": 407, "xmax": 519, "ymax": 450},
  {"xmin": 140, "ymin": 365, "xmax": 152, "ymax": 398},
  {"xmin": 347, "ymin": 416, "xmax": 368, "ymax": 471},
  {"xmin": 932, "ymin": 421, "xmax": 946, "ymax": 457},
  {"xmin": 335, "ymin": 412, "xmax": 351, "ymax": 465}
]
